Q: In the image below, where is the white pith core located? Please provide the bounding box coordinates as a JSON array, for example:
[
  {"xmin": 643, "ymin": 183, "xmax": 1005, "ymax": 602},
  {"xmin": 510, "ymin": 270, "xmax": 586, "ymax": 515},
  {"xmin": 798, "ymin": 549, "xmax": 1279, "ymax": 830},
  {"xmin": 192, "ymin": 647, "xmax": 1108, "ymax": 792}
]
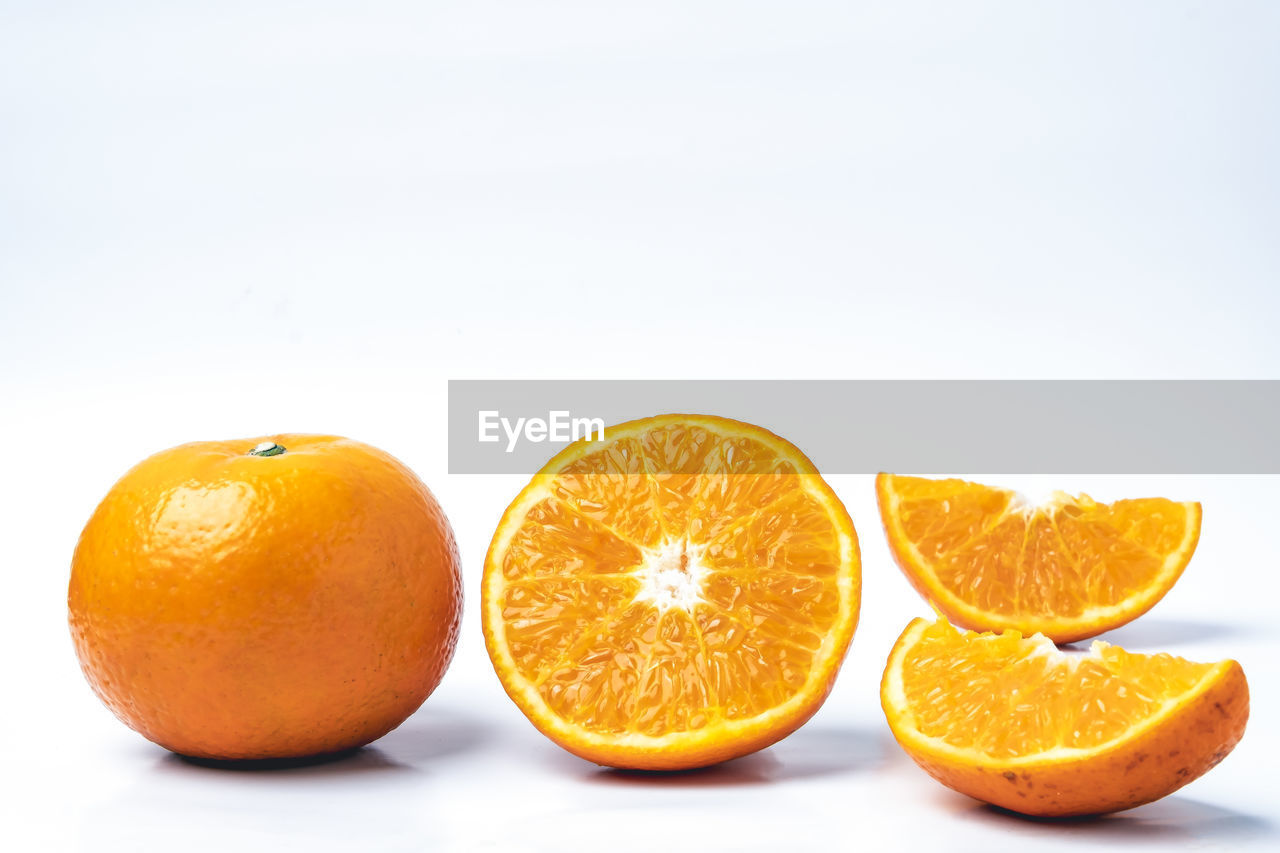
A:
[
  {"xmin": 1008, "ymin": 488, "xmax": 1074, "ymax": 514},
  {"xmin": 1020, "ymin": 633, "xmax": 1109, "ymax": 670},
  {"xmin": 633, "ymin": 538, "xmax": 709, "ymax": 612}
]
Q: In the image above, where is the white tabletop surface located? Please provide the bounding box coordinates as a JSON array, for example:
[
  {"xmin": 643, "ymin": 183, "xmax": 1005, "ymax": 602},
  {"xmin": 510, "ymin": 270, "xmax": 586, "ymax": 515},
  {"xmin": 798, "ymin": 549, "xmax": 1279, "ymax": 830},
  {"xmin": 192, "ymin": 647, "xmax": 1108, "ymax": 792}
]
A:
[{"xmin": 2, "ymin": 2, "xmax": 1277, "ymax": 851}]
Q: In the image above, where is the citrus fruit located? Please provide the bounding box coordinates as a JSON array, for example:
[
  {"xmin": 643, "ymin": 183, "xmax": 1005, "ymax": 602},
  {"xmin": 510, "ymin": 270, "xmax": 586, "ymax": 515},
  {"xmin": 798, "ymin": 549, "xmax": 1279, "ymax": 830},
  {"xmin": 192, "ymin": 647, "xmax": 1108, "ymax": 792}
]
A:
[
  {"xmin": 882, "ymin": 617, "xmax": 1248, "ymax": 817},
  {"xmin": 69, "ymin": 434, "xmax": 462, "ymax": 760},
  {"xmin": 482, "ymin": 414, "xmax": 861, "ymax": 770},
  {"xmin": 876, "ymin": 473, "xmax": 1201, "ymax": 643}
]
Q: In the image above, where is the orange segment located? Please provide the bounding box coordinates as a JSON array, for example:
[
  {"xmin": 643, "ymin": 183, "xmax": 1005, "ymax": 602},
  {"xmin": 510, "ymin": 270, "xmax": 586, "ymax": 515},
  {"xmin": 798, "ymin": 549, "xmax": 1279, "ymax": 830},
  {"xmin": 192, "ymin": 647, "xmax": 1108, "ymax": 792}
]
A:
[
  {"xmin": 482, "ymin": 414, "xmax": 860, "ymax": 770},
  {"xmin": 876, "ymin": 474, "xmax": 1201, "ymax": 643},
  {"xmin": 881, "ymin": 618, "xmax": 1249, "ymax": 816}
]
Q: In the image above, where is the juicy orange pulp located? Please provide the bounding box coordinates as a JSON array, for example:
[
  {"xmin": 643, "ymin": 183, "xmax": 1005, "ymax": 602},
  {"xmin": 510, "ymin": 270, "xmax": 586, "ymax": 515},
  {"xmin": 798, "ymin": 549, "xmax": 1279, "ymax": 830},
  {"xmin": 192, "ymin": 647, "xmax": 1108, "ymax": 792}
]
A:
[
  {"xmin": 877, "ymin": 474, "xmax": 1201, "ymax": 642},
  {"xmin": 900, "ymin": 621, "xmax": 1213, "ymax": 756},
  {"xmin": 484, "ymin": 415, "xmax": 861, "ymax": 769}
]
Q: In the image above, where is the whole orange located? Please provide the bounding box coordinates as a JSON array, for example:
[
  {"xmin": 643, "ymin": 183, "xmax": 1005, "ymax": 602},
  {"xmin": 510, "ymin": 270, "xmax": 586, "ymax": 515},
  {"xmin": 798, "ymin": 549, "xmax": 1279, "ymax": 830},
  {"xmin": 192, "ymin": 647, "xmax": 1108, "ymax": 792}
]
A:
[{"xmin": 68, "ymin": 434, "xmax": 462, "ymax": 760}]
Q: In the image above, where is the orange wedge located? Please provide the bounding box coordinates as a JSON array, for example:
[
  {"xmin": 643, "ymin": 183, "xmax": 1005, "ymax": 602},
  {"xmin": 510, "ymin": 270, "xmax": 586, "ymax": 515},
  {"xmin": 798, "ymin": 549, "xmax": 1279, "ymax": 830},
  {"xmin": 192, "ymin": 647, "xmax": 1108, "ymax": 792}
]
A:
[
  {"xmin": 876, "ymin": 474, "xmax": 1201, "ymax": 643},
  {"xmin": 882, "ymin": 617, "xmax": 1249, "ymax": 817},
  {"xmin": 482, "ymin": 414, "xmax": 861, "ymax": 770}
]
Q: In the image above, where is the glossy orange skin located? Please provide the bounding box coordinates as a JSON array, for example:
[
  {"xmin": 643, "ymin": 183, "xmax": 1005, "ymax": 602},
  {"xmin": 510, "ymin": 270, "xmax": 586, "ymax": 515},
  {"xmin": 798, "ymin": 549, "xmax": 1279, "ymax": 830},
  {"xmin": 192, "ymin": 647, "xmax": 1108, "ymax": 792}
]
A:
[{"xmin": 69, "ymin": 434, "xmax": 462, "ymax": 760}]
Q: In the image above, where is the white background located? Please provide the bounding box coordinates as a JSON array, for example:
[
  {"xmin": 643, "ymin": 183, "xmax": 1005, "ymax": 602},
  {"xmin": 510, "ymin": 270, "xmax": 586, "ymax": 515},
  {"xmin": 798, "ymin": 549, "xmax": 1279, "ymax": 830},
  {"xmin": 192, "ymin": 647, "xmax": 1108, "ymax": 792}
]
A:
[{"xmin": 2, "ymin": 2, "xmax": 1277, "ymax": 851}]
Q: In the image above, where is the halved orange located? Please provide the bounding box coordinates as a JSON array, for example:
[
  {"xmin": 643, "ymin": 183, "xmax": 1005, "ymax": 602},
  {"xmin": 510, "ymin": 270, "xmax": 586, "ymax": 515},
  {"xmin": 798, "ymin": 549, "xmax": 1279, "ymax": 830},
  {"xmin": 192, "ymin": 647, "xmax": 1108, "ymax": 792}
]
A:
[
  {"xmin": 482, "ymin": 414, "xmax": 861, "ymax": 770},
  {"xmin": 876, "ymin": 474, "xmax": 1201, "ymax": 643},
  {"xmin": 882, "ymin": 617, "xmax": 1249, "ymax": 817}
]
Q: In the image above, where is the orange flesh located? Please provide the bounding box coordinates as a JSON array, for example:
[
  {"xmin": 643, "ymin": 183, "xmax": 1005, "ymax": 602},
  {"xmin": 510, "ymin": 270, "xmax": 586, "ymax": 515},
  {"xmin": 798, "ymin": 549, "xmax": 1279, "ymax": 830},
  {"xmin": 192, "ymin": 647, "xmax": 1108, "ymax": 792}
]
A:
[
  {"xmin": 887, "ymin": 476, "xmax": 1195, "ymax": 619},
  {"xmin": 901, "ymin": 620, "xmax": 1214, "ymax": 758},
  {"xmin": 493, "ymin": 422, "xmax": 850, "ymax": 739}
]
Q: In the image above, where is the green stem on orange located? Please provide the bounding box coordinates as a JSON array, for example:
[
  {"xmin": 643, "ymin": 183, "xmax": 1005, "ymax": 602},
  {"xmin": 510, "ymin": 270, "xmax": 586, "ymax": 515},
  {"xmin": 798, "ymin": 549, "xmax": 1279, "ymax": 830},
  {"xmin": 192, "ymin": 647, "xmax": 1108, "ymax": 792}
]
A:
[{"xmin": 249, "ymin": 441, "xmax": 286, "ymax": 457}]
